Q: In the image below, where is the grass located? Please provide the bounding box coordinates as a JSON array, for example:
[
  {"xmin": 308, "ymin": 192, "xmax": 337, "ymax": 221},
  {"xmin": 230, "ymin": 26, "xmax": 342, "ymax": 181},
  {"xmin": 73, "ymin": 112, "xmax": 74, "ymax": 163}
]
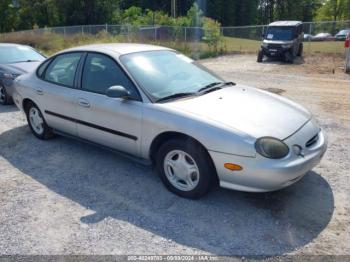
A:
[
  {"xmin": 222, "ymin": 37, "xmax": 347, "ymax": 55},
  {"xmin": 0, "ymin": 30, "xmax": 347, "ymax": 58}
]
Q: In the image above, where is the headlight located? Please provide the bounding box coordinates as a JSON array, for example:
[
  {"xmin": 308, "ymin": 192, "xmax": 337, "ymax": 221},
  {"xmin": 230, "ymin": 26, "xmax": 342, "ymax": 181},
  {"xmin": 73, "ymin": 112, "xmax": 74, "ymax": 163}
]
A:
[
  {"xmin": 3, "ymin": 73, "xmax": 20, "ymax": 80},
  {"xmin": 281, "ymin": 44, "xmax": 292, "ymax": 49},
  {"xmin": 255, "ymin": 137, "xmax": 289, "ymax": 159},
  {"xmin": 262, "ymin": 42, "xmax": 268, "ymax": 48}
]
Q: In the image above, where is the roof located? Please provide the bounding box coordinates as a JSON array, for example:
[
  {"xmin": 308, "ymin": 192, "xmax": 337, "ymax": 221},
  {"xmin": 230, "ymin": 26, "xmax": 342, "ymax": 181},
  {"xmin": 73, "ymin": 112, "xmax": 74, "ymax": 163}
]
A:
[
  {"xmin": 0, "ymin": 43, "xmax": 28, "ymax": 47},
  {"xmin": 60, "ymin": 43, "xmax": 172, "ymax": 55},
  {"xmin": 269, "ymin": 21, "xmax": 302, "ymax": 27}
]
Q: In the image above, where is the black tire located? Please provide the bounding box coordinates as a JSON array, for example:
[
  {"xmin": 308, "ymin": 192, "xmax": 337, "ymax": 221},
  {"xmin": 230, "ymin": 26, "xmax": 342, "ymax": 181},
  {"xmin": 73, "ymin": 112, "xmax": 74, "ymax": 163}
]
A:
[
  {"xmin": 297, "ymin": 44, "xmax": 303, "ymax": 57},
  {"xmin": 284, "ymin": 51, "xmax": 294, "ymax": 64},
  {"xmin": 257, "ymin": 50, "xmax": 264, "ymax": 63},
  {"xmin": 25, "ymin": 102, "xmax": 54, "ymax": 140},
  {"xmin": 156, "ymin": 138, "xmax": 216, "ymax": 199},
  {"xmin": 0, "ymin": 85, "xmax": 13, "ymax": 105}
]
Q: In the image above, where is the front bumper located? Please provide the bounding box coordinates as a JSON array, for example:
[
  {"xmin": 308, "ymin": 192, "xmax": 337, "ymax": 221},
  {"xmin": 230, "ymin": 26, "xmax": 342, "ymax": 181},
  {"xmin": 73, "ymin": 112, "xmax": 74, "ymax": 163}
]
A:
[
  {"xmin": 209, "ymin": 121, "xmax": 327, "ymax": 192},
  {"xmin": 262, "ymin": 46, "xmax": 291, "ymax": 57}
]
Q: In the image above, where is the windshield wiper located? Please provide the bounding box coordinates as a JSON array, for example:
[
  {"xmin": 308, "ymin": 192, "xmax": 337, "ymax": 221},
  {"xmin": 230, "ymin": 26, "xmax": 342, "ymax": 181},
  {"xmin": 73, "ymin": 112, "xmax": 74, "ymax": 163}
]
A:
[
  {"xmin": 156, "ymin": 92, "xmax": 197, "ymax": 103},
  {"xmin": 198, "ymin": 81, "xmax": 235, "ymax": 94},
  {"xmin": 13, "ymin": 59, "xmax": 41, "ymax": 63}
]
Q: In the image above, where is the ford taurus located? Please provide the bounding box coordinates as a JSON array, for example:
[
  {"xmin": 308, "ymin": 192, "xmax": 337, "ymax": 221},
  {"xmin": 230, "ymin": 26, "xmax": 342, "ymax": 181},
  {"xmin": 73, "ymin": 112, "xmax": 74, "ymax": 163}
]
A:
[{"xmin": 12, "ymin": 44, "xmax": 327, "ymax": 199}]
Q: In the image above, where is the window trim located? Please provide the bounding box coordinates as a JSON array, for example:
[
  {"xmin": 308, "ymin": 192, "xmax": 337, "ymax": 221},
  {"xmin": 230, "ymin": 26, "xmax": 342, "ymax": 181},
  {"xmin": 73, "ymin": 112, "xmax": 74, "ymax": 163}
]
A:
[
  {"xmin": 79, "ymin": 51, "xmax": 142, "ymax": 102},
  {"xmin": 36, "ymin": 51, "xmax": 85, "ymax": 89}
]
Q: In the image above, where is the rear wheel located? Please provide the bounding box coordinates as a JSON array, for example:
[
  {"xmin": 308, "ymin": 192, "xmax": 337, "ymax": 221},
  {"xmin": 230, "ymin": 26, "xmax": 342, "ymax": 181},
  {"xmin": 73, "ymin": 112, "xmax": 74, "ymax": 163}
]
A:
[
  {"xmin": 257, "ymin": 50, "xmax": 264, "ymax": 63},
  {"xmin": 156, "ymin": 138, "xmax": 215, "ymax": 199},
  {"xmin": 25, "ymin": 102, "xmax": 54, "ymax": 140},
  {"xmin": 0, "ymin": 85, "xmax": 12, "ymax": 105}
]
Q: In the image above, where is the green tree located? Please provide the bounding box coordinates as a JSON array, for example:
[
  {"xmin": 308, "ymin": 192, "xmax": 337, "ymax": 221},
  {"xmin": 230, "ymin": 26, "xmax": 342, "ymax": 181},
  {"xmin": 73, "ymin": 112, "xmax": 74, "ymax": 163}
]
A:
[
  {"xmin": 0, "ymin": 0, "xmax": 18, "ymax": 32},
  {"xmin": 316, "ymin": 0, "xmax": 350, "ymax": 21},
  {"xmin": 187, "ymin": 3, "xmax": 204, "ymax": 27}
]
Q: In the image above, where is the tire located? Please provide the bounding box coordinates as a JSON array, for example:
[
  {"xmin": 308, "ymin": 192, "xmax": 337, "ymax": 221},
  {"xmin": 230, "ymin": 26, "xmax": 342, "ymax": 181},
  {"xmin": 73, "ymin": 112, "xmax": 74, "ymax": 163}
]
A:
[
  {"xmin": 25, "ymin": 102, "xmax": 54, "ymax": 140},
  {"xmin": 284, "ymin": 51, "xmax": 294, "ymax": 64},
  {"xmin": 0, "ymin": 85, "xmax": 12, "ymax": 105},
  {"xmin": 156, "ymin": 138, "xmax": 216, "ymax": 199},
  {"xmin": 257, "ymin": 50, "xmax": 264, "ymax": 63},
  {"xmin": 297, "ymin": 44, "xmax": 303, "ymax": 57}
]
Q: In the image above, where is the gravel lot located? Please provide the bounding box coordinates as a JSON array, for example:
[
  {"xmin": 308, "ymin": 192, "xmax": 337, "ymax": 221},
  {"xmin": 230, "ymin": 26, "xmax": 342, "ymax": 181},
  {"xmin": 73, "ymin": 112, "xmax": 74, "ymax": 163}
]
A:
[{"xmin": 0, "ymin": 54, "xmax": 350, "ymax": 256}]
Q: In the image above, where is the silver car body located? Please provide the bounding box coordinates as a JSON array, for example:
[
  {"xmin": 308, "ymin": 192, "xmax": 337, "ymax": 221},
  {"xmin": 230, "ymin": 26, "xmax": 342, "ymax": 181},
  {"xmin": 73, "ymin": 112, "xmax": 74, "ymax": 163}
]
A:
[{"xmin": 12, "ymin": 44, "xmax": 327, "ymax": 192}]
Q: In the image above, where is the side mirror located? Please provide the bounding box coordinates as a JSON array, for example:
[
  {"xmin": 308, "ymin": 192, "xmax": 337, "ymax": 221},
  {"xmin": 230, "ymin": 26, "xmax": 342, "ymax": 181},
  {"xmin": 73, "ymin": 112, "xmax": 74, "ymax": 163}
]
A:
[{"xmin": 106, "ymin": 85, "xmax": 131, "ymax": 99}]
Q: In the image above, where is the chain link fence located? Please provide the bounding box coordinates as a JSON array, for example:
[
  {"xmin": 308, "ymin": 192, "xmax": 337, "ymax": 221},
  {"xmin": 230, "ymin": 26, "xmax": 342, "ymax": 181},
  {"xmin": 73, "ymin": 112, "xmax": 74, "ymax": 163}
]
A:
[{"xmin": 1, "ymin": 21, "xmax": 349, "ymax": 56}]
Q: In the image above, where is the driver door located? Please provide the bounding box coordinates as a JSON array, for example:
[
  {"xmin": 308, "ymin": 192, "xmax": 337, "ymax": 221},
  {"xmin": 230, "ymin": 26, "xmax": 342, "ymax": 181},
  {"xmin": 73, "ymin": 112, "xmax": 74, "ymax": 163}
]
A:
[{"xmin": 75, "ymin": 52, "xmax": 143, "ymax": 156}]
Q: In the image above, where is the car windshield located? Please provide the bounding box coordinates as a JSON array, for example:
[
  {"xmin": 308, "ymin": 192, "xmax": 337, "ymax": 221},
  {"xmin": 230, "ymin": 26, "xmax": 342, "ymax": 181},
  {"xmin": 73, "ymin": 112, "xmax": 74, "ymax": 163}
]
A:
[
  {"xmin": 265, "ymin": 26, "xmax": 294, "ymax": 41},
  {"xmin": 0, "ymin": 45, "xmax": 45, "ymax": 64},
  {"xmin": 120, "ymin": 50, "xmax": 224, "ymax": 101},
  {"xmin": 338, "ymin": 29, "xmax": 350, "ymax": 35}
]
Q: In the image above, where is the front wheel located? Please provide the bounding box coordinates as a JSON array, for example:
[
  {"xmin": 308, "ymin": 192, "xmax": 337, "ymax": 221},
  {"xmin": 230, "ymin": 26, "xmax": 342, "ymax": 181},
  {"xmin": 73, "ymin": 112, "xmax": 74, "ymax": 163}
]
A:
[
  {"xmin": 257, "ymin": 50, "xmax": 264, "ymax": 63},
  {"xmin": 297, "ymin": 44, "xmax": 303, "ymax": 57},
  {"xmin": 284, "ymin": 51, "xmax": 294, "ymax": 63},
  {"xmin": 25, "ymin": 102, "xmax": 54, "ymax": 140},
  {"xmin": 156, "ymin": 139, "xmax": 215, "ymax": 199}
]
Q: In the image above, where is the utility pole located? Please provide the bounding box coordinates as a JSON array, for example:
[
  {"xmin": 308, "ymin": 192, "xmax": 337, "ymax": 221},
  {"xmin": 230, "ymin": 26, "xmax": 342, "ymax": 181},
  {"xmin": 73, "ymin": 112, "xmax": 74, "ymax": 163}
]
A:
[{"xmin": 171, "ymin": 0, "xmax": 176, "ymax": 18}]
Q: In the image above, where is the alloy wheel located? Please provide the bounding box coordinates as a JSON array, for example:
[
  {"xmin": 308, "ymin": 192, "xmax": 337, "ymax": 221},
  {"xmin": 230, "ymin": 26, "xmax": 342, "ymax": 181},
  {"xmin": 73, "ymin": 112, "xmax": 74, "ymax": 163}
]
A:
[
  {"xmin": 29, "ymin": 107, "xmax": 44, "ymax": 135},
  {"xmin": 163, "ymin": 150, "xmax": 200, "ymax": 191}
]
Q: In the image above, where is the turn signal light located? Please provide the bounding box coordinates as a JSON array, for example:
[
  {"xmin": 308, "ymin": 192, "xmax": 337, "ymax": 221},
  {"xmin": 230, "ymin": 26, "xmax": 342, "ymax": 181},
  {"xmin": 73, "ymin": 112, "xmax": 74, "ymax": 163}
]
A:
[{"xmin": 224, "ymin": 163, "xmax": 243, "ymax": 171}]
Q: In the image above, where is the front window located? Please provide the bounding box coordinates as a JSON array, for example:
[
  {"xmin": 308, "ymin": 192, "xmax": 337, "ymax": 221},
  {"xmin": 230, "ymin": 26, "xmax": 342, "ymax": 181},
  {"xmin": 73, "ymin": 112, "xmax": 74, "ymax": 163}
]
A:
[
  {"xmin": 265, "ymin": 27, "xmax": 294, "ymax": 41},
  {"xmin": 120, "ymin": 50, "xmax": 223, "ymax": 101},
  {"xmin": 82, "ymin": 53, "xmax": 138, "ymax": 98},
  {"xmin": 0, "ymin": 45, "xmax": 45, "ymax": 64}
]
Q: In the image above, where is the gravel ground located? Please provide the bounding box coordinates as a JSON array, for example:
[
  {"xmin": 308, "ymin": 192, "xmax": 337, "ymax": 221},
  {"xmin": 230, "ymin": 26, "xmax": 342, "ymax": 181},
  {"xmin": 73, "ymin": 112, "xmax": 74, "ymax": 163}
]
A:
[{"xmin": 0, "ymin": 54, "xmax": 350, "ymax": 256}]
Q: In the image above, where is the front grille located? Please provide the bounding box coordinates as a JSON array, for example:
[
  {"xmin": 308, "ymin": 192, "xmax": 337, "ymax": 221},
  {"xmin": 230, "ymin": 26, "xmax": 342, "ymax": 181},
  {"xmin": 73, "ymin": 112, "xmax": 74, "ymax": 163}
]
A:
[
  {"xmin": 305, "ymin": 133, "xmax": 319, "ymax": 148},
  {"xmin": 268, "ymin": 44, "xmax": 282, "ymax": 49}
]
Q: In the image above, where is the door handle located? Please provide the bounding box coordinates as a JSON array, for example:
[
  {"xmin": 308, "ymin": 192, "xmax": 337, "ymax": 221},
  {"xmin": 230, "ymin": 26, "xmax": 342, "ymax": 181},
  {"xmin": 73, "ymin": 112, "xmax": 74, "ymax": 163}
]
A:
[
  {"xmin": 78, "ymin": 98, "xmax": 90, "ymax": 108},
  {"xmin": 35, "ymin": 88, "xmax": 44, "ymax": 95}
]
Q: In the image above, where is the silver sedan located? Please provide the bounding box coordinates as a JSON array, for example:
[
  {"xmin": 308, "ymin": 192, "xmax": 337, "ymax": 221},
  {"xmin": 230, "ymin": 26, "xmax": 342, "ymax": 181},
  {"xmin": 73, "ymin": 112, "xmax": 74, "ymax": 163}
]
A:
[{"xmin": 12, "ymin": 44, "xmax": 327, "ymax": 199}]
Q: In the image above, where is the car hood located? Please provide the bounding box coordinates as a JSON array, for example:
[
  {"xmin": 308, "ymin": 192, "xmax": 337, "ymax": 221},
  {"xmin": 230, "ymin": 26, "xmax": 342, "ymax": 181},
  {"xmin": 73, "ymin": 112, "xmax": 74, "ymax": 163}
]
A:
[
  {"xmin": 1, "ymin": 61, "xmax": 41, "ymax": 75},
  {"xmin": 263, "ymin": 40, "xmax": 294, "ymax": 45},
  {"xmin": 165, "ymin": 85, "xmax": 311, "ymax": 140}
]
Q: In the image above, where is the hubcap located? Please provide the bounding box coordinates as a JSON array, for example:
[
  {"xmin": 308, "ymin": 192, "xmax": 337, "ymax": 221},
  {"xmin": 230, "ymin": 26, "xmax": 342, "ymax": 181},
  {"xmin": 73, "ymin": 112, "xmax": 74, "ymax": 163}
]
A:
[
  {"xmin": 0, "ymin": 86, "xmax": 5, "ymax": 103},
  {"xmin": 164, "ymin": 150, "xmax": 200, "ymax": 191},
  {"xmin": 29, "ymin": 107, "xmax": 44, "ymax": 135}
]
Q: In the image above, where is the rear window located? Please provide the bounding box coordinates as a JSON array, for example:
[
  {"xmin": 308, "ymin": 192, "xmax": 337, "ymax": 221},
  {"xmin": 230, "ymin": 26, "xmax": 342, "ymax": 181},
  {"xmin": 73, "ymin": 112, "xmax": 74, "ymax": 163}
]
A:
[{"xmin": 0, "ymin": 45, "xmax": 45, "ymax": 64}]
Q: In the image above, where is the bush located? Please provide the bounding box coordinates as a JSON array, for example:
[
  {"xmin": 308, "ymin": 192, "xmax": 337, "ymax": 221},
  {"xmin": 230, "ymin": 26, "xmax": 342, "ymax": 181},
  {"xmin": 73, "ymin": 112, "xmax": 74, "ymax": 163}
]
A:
[
  {"xmin": 0, "ymin": 31, "xmax": 65, "ymax": 53},
  {"xmin": 202, "ymin": 17, "xmax": 222, "ymax": 52}
]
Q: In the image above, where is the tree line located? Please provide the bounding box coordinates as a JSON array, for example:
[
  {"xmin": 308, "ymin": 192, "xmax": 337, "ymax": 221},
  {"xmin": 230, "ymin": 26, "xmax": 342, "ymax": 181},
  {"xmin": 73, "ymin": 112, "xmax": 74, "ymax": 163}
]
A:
[{"xmin": 1, "ymin": 0, "xmax": 350, "ymax": 33}]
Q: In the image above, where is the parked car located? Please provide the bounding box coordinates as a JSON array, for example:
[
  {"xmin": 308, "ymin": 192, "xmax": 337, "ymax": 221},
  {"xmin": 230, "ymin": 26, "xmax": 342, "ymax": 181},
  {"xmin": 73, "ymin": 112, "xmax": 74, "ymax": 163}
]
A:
[
  {"xmin": 12, "ymin": 44, "xmax": 327, "ymax": 199},
  {"xmin": 257, "ymin": 21, "xmax": 304, "ymax": 63},
  {"xmin": 335, "ymin": 29, "xmax": 350, "ymax": 41},
  {"xmin": 313, "ymin": 33, "xmax": 334, "ymax": 41},
  {"xmin": 0, "ymin": 43, "xmax": 45, "ymax": 105},
  {"xmin": 303, "ymin": 33, "xmax": 314, "ymax": 41}
]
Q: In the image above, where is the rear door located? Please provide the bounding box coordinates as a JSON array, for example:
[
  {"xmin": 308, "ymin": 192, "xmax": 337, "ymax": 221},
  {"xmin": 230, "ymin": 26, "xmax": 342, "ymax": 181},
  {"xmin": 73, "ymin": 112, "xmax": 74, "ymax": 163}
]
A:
[
  {"xmin": 37, "ymin": 52, "xmax": 84, "ymax": 135},
  {"xmin": 75, "ymin": 52, "xmax": 143, "ymax": 156}
]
